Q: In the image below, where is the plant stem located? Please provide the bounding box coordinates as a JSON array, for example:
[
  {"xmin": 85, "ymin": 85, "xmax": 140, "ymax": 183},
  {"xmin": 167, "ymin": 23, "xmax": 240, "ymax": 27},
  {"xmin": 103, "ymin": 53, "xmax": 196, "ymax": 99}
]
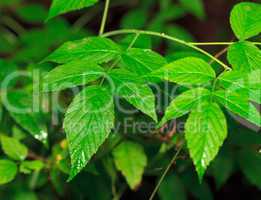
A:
[
  {"xmin": 189, "ymin": 42, "xmax": 261, "ymax": 46},
  {"xmin": 102, "ymin": 29, "xmax": 230, "ymax": 70},
  {"xmin": 99, "ymin": 0, "xmax": 110, "ymax": 35},
  {"xmin": 148, "ymin": 143, "xmax": 184, "ymax": 200}
]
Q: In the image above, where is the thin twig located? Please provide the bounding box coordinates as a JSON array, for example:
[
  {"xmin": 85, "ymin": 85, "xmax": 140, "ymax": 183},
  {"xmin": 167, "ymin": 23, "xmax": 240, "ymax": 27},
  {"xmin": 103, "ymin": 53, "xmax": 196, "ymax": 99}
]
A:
[
  {"xmin": 148, "ymin": 143, "xmax": 184, "ymax": 200},
  {"xmin": 99, "ymin": 0, "xmax": 110, "ymax": 35},
  {"xmin": 209, "ymin": 46, "xmax": 228, "ymax": 65}
]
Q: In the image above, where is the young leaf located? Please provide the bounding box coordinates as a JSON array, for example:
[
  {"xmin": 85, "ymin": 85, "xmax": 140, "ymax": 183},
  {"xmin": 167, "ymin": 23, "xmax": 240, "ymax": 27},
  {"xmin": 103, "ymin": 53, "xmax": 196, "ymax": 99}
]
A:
[
  {"xmin": 230, "ymin": 2, "xmax": 261, "ymax": 40},
  {"xmin": 43, "ymin": 61, "xmax": 104, "ymax": 92},
  {"xmin": 20, "ymin": 160, "xmax": 44, "ymax": 174},
  {"xmin": 112, "ymin": 141, "xmax": 147, "ymax": 190},
  {"xmin": 214, "ymin": 90, "xmax": 261, "ymax": 126},
  {"xmin": 227, "ymin": 41, "xmax": 261, "ymax": 71},
  {"xmin": 121, "ymin": 48, "xmax": 167, "ymax": 75},
  {"xmin": 0, "ymin": 135, "xmax": 28, "ymax": 161},
  {"xmin": 4, "ymin": 91, "xmax": 48, "ymax": 144},
  {"xmin": 179, "ymin": 0, "xmax": 205, "ymax": 20},
  {"xmin": 150, "ymin": 57, "xmax": 215, "ymax": 85},
  {"xmin": 64, "ymin": 86, "xmax": 114, "ymax": 180},
  {"xmin": 159, "ymin": 88, "xmax": 211, "ymax": 127},
  {"xmin": 108, "ymin": 69, "xmax": 157, "ymax": 121},
  {"xmin": 45, "ymin": 37, "xmax": 121, "ymax": 64},
  {"xmin": 0, "ymin": 159, "xmax": 17, "ymax": 185},
  {"xmin": 47, "ymin": 0, "xmax": 98, "ymax": 20},
  {"xmin": 185, "ymin": 102, "xmax": 228, "ymax": 180}
]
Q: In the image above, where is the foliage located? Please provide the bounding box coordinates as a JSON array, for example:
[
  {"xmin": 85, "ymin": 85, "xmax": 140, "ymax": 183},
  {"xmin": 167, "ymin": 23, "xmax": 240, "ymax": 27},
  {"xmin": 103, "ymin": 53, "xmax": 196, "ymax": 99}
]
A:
[{"xmin": 0, "ymin": 0, "xmax": 260, "ymax": 199}]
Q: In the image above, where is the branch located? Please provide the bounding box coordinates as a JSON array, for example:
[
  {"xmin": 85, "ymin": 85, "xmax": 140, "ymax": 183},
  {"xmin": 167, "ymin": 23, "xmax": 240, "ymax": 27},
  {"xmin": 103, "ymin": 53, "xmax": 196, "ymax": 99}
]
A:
[
  {"xmin": 149, "ymin": 143, "xmax": 184, "ymax": 200},
  {"xmin": 99, "ymin": 0, "xmax": 110, "ymax": 35},
  {"xmin": 102, "ymin": 29, "xmax": 231, "ymax": 71}
]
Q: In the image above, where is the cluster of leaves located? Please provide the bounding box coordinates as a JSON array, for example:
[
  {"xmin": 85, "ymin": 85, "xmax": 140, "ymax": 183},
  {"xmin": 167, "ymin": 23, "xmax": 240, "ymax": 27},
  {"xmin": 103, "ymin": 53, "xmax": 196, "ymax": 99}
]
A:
[{"xmin": 0, "ymin": 0, "xmax": 261, "ymax": 199}]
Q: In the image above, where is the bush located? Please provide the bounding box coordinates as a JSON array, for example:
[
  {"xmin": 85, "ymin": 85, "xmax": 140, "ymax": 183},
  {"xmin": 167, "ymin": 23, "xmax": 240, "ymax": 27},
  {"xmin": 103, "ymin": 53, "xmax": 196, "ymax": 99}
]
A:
[{"xmin": 0, "ymin": 0, "xmax": 260, "ymax": 199}]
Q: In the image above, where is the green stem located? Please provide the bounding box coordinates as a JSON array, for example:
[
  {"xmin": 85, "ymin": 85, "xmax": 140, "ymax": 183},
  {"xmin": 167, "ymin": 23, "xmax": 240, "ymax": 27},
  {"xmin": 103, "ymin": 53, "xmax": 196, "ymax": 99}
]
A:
[
  {"xmin": 189, "ymin": 42, "xmax": 261, "ymax": 46},
  {"xmin": 149, "ymin": 143, "xmax": 184, "ymax": 200},
  {"xmin": 99, "ymin": 0, "xmax": 110, "ymax": 35},
  {"xmin": 102, "ymin": 29, "xmax": 230, "ymax": 70}
]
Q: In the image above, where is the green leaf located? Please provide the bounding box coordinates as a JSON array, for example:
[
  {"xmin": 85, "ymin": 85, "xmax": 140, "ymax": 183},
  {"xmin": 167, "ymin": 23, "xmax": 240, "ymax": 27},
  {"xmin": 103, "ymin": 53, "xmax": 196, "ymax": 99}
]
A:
[
  {"xmin": 121, "ymin": 48, "xmax": 167, "ymax": 76},
  {"xmin": 214, "ymin": 90, "xmax": 261, "ymax": 126},
  {"xmin": 0, "ymin": 59, "xmax": 17, "ymax": 83},
  {"xmin": 158, "ymin": 174, "xmax": 187, "ymax": 200},
  {"xmin": 108, "ymin": 69, "xmax": 157, "ymax": 121},
  {"xmin": 4, "ymin": 91, "xmax": 48, "ymax": 144},
  {"xmin": 218, "ymin": 70, "xmax": 261, "ymax": 104},
  {"xmin": 16, "ymin": 4, "xmax": 47, "ymax": 23},
  {"xmin": 250, "ymin": 89, "xmax": 261, "ymax": 104},
  {"xmin": 209, "ymin": 151, "xmax": 234, "ymax": 189},
  {"xmin": 227, "ymin": 41, "xmax": 261, "ymax": 71},
  {"xmin": 218, "ymin": 69, "xmax": 261, "ymax": 93},
  {"xmin": 0, "ymin": 159, "xmax": 17, "ymax": 185},
  {"xmin": 151, "ymin": 57, "xmax": 215, "ymax": 85},
  {"xmin": 43, "ymin": 61, "xmax": 104, "ymax": 92},
  {"xmin": 64, "ymin": 85, "xmax": 114, "ymax": 180},
  {"xmin": 121, "ymin": 9, "xmax": 147, "ymax": 29},
  {"xmin": 120, "ymin": 35, "xmax": 152, "ymax": 49},
  {"xmin": 45, "ymin": 37, "xmax": 121, "ymax": 64},
  {"xmin": 159, "ymin": 88, "xmax": 211, "ymax": 127},
  {"xmin": 179, "ymin": 0, "xmax": 205, "ymax": 19},
  {"xmin": 47, "ymin": 0, "xmax": 98, "ymax": 20},
  {"xmin": 185, "ymin": 102, "xmax": 227, "ymax": 180},
  {"xmin": 230, "ymin": 2, "xmax": 261, "ymax": 40},
  {"xmin": 20, "ymin": 160, "xmax": 44, "ymax": 174},
  {"xmin": 238, "ymin": 149, "xmax": 261, "ymax": 189},
  {"xmin": 112, "ymin": 141, "xmax": 147, "ymax": 190},
  {"xmin": 0, "ymin": 135, "xmax": 28, "ymax": 161}
]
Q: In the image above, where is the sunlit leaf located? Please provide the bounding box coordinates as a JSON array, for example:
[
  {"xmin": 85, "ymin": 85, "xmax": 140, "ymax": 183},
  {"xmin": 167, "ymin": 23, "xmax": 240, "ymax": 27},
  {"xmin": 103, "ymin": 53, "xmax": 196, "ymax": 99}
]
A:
[
  {"xmin": 64, "ymin": 86, "xmax": 114, "ymax": 180},
  {"xmin": 185, "ymin": 102, "xmax": 227, "ymax": 180},
  {"xmin": 230, "ymin": 2, "xmax": 261, "ymax": 40}
]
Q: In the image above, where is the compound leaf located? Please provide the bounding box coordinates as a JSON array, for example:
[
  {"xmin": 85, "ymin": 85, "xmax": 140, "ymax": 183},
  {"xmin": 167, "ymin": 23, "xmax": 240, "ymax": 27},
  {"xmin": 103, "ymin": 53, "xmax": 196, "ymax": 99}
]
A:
[
  {"xmin": 151, "ymin": 57, "xmax": 215, "ymax": 85},
  {"xmin": 43, "ymin": 61, "xmax": 104, "ymax": 92},
  {"xmin": 47, "ymin": 0, "xmax": 98, "ymax": 20},
  {"xmin": 185, "ymin": 102, "xmax": 227, "ymax": 181},
  {"xmin": 0, "ymin": 135, "xmax": 28, "ymax": 161},
  {"xmin": 108, "ymin": 69, "xmax": 157, "ymax": 121},
  {"xmin": 64, "ymin": 85, "xmax": 114, "ymax": 180},
  {"xmin": 227, "ymin": 41, "xmax": 261, "ymax": 71},
  {"xmin": 112, "ymin": 141, "xmax": 147, "ymax": 190},
  {"xmin": 159, "ymin": 88, "xmax": 211, "ymax": 127},
  {"xmin": 0, "ymin": 159, "xmax": 17, "ymax": 185},
  {"xmin": 230, "ymin": 2, "xmax": 261, "ymax": 40},
  {"xmin": 45, "ymin": 37, "xmax": 121, "ymax": 64}
]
